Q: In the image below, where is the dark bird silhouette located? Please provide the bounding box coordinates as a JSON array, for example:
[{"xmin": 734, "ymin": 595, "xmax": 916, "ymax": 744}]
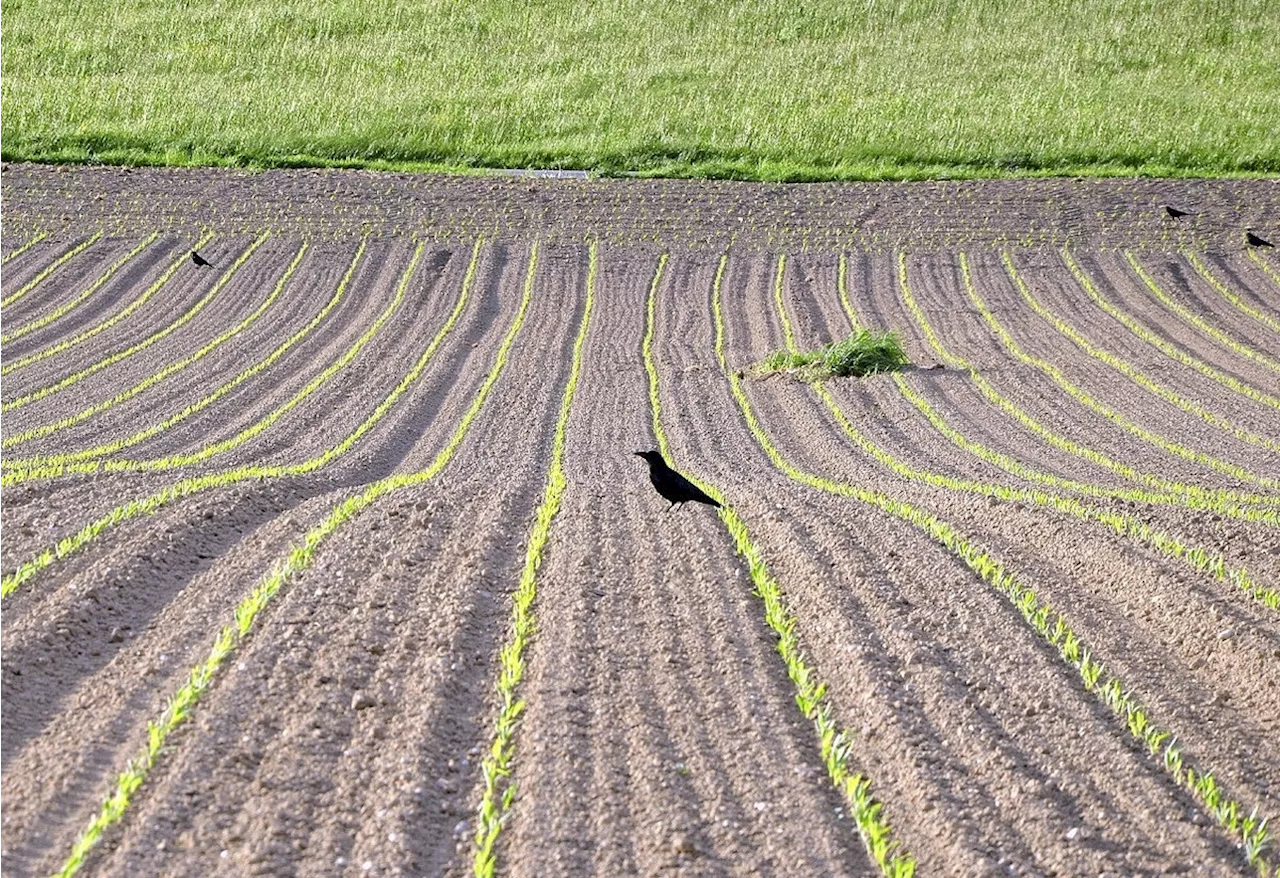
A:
[
  {"xmin": 190, "ymin": 250, "xmax": 212, "ymax": 267},
  {"xmin": 1164, "ymin": 205, "xmax": 1190, "ymax": 219},
  {"xmin": 1246, "ymin": 231, "xmax": 1275, "ymax": 248},
  {"xmin": 633, "ymin": 450, "xmax": 721, "ymax": 511}
]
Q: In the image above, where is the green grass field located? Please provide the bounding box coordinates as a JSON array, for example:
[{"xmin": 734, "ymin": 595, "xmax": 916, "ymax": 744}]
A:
[{"xmin": 3, "ymin": 0, "xmax": 1279, "ymax": 180}]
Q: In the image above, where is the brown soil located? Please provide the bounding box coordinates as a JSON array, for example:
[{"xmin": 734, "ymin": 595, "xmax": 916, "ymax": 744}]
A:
[{"xmin": 3, "ymin": 163, "xmax": 1279, "ymax": 877}]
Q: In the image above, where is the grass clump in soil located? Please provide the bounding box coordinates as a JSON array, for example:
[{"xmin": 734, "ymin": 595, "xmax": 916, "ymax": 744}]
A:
[{"xmin": 755, "ymin": 329, "xmax": 909, "ymax": 380}]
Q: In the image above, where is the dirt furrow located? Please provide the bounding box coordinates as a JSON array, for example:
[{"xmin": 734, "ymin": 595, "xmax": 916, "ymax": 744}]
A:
[
  {"xmin": 1078, "ymin": 249, "xmax": 1280, "ymax": 396},
  {"xmin": 1003, "ymin": 249, "xmax": 1280, "ymax": 440},
  {"xmin": 1144, "ymin": 252, "xmax": 1280, "ymax": 352},
  {"xmin": 78, "ymin": 243, "xmax": 584, "ymax": 878},
  {"xmin": 1, "ymin": 241, "xmax": 582, "ymax": 877},
  {"xmin": 661, "ymin": 255, "xmax": 1263, "ymax": 872},
  {"xmin": 0, "ymin": 233, "xmax": 107, "ymax": 315},
  {"xmin": 0, "ymin": 235, "xmax": 149, "ymax": 334},
  {"xmin": 504, "ymin": 249, "xmax": 872, "ymax": 877}
]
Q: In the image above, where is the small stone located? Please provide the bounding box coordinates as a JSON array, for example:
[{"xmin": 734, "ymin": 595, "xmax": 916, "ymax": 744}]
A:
[
  {"xmin": 335, "ymin": 858, "xmax": 347, "ymax": 867},
  {"xmin": 108, "ymin": 627, "xmax": 125, "ymax": 643},
  {"xmin": 672, "ymin": 833, "xmax": 697, "ymax": 856},
  {"xmin": 1217, "ymin": 628, "xmax": 1235, "ymax": 640},
  {"xmin": 1066, "ymin": 827, "xmax": 1080, "ymax": 841},
  {"xmin": 453, "ymin": 820, "xmax": 470, "ymax": 838},
  {"xmin": 351, "ymin": 692, "xmax": 376, "ymax": 711}
]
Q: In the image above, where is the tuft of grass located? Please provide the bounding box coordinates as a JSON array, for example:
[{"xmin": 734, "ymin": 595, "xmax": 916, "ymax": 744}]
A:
[{"xmin": 757, "ymin": 329, "xmax": 909, "ymax": 380}]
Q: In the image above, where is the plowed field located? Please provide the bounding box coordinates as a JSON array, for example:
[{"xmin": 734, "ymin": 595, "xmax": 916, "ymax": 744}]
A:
[{"xmin": 2, "ymin": 164, "xmax": 1279, "ymax": 877}]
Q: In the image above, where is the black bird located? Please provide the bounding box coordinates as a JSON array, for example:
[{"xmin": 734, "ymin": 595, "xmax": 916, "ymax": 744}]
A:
[
  {"xmin": 633, "ymin": 450, "xmax": 721, "ymax": 511},
  {"xmin": 1164, "ymin": 205, "xmax": 1190, "ymax": 219},
  {"xmin": 190, "ymin": 250, "xmax": 212, "ymax": 267},
  {"xmin": 1246, "ymin": 231, "xmax": 1275, "ymax": 248}
]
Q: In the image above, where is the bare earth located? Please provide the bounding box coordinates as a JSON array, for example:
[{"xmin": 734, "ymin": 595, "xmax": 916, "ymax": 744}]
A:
[{"xmin": 2, "ymin": 163, "xmax": 1279, "ymax": 877}]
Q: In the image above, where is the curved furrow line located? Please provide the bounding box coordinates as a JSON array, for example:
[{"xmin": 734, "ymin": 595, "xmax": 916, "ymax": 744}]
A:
[
  {"xmin": 999, "ymin": 250, "xmax": 1280, "ymax": 445},
  {"xmin": 0, "ymin": 241, "xmax": 369, "ymax": 480},
  {"xmin": 764, "ymin": 258, "xmax": 1277, "ymax": 609},
  {"xmin": 0, "ymin": 230, "xmax": 50, "ymax": 267},
  {"xmin": 0, "ymin": 231, "xmax": 103, "ymax": 310},
  {"xmin": 1247, "ymin": 249, "xmax": 1280, "ymax": 292},
  {"xmin": 1183, "ymin": 250, "xmax": 1280, "ymax": 337},
  {"xmin": 0, "ymin": 232, "xmax": 215, "ymax": 379},
  {"xmin": 895, "ymin": 253, "xmax": 1280, "ymax": 509},
  {"xmin": 471, "ymin": 242, "xmax": 595, "ymax": 875},
  {"xmin": 2, "ymin": 240, "xmax": 423, "ymax": 482},
  {"xmin": 1065, "ymin": 250, "xmax": 1280, "ymax": 412},
  {"xmin": 648, "ymin": 254, "xmax": 917, "ymax": 877},
  {"xmin": 1125, "ymin": 251, "xmax": 1280, "ymax": 375},
  {"xmin": 959, "ymin": 254, "xmax": 1280, "ymax": 490},
  {"xmin": 1, "ymin": 234, "xmax": 162, "ymax": 346},
  {"xmin": 708, "ymin": 259, "xmax": 1275, "ymax": 873},
  {"xmin": 1, "ymin": 234, "xmax": 269, "ymax": 413},
  {"xmin": 48, "ymin": 243, "xmax": 543, "ymax": 878},
  {"xmin": 0, "ymin": 240, "xmax": 484, "ymax": 598},
  {"xmin": 2, "ymin": 242, "xmax": 307, "ymax": 451}
]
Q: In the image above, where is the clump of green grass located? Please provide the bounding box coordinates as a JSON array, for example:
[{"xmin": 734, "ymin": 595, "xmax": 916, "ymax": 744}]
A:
[{"xmin": 756, "ymin": 329, "xmax": 909, "ymax": 380}]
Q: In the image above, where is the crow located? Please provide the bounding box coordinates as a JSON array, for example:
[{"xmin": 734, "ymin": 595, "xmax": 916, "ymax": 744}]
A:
[
  {"xmin": 1164, "ymin": 205, "xmax": 1190, "ymax": 219},
  {"xmin": 1245, "ymin": 231, "xmax": 1275, "ymax": 248},
  {"xmin": 191, "ymin": 250, "xmax": 212, "ymax": 267},
  {"xmin": 633, "ymin": 450, "xmax": 721, "ymax": 511}
]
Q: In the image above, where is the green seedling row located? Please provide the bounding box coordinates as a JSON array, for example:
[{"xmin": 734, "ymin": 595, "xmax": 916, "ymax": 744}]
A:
[
  {"xmin": 1062, "ymin": 250, "xmax": 1280, "ymax": 412},
  {"xmin": 1183, "ymin": 251, "xmax": 1280, "ymax": 336},
  {"xmin": 473, "ymin": 242, "xmax": 596, "ymax": 877},
  {"xmin": 1, "ymin": 239, "xmax": 485, "ymax": 597},
  {"xmin": 1, "ymin": 233, "xmax": 160, "ymax": 345},
  {"xmin": 652, "ymin": 253, "xmax": 916, "ymax": 877},
  {"xmin": 53, "ymin": 241, "xmax": 538, "ymax": 878},
  {"xmin": 1001, "ymin": 252, "xmax": 1280, "ymax": 453},
  {"xmin": 716, "ymin": 266, "xmax": 1275, "ymax": 873},
  {"xmin": 5, "ymin": 239, "xmax": 405, "ymax": 480},
  {"xmin": 1, "ymin": 231, "xmax": 214, "ymax": 376},
  {"xmin": 0, "ymin": 231, "xmax": 102, "ymax": 309},
  {"xmin": 898, "ymin": 253, "xmax": 1280, "ymax": 512},
  {"xmin": 771, "ymin": 263, "xmax": 1278, "ymax": 609},
  {"xmin": 2, "ymin": 233, "xmax": 268, "ymax": 412},
  {"xmin": 1, "ymin": 240, "xmax": 367, "ymax": 479},
  {"xmin": 2, "ymin": 242, "xmax": 307, "ymax": 449},
  {"xmin": 0, "ymin": 230, "xmax": 50, "ymax": 267},
  {"xmin": 1124, "ymin": 251, "xmax": 1280, "ymax": 375},
  {"xmin": 962, "ymin": 254, "xmax": 1280, "ymax": 490},
  {"xmin": 1246, "ymin": 251, "xmax": 1280, "ymax": 292}
]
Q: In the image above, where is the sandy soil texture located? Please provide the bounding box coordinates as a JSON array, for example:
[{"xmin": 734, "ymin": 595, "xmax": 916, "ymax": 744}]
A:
[{"xmin": 2, "ymin": 163, "xmax": 1279, "ymax": 877}]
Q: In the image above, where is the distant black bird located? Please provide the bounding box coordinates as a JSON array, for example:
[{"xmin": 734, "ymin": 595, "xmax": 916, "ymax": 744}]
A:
[
  {"xmin": 1164, "ymin": 205, "xmax": 1190, "ymax": 219},
  {"xmin": 633, "ymin": 450, "xmax": 721, "ymax": 511},
  {"xmin": 190, "ymin": 250, "xmax": 212, "ymax": 267},
  {"xmin": 1245, "ymin": 231, "xmax": 1275, "ymax": 248}
]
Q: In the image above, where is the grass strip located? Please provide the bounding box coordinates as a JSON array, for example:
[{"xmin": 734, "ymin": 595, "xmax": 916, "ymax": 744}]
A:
[
  {"xmin": 779, "ymin": 258, "xmax": 1279, "ymax": 608},
  {"xmin": 2, "ymin": 233, "xmax": 267, "ymax": 411},
  {"xmin": 898, "ymin": 252, "xmax": 1280, "ymax": 509},
  {"xmin": 1, "ymin": 239, "xmax": 482, "ymax": 597},
  {"xmin": 1, "ymin": 231, "xmax": 214, "ymax": 377},
  {"xmin": 1, "ymin": 233, "xmax": 161, "ymax": 344},
  {"xmin": 961, "ymin": 253, "xmax": 1280, "ymax": 490},
  {"xmin": 1183, "ymin": 251, "xmax": 1280, "ymax": 336},
  {"xmin": 2, "ymin": 242, "xmax": 306, "ymax": 449},
  {"xmin": 0, "ymin": 231, "xmax": 103, "ymax": 309},
  {"xmin": 1125, "ymin": 251, "xmax": 1280, "ymax": 375},
  {"xmin": 54, "ymin": 241, "xmax": 539, "ymax": 878},
  {"xmin": 1, "ymin": 240, "xmax": 365, "ymax": 477},
  {"xmin": 1002, "ymin": 252, "xmax": 1279, "ymax": 453},
  {"xmin": 1062, "ymin": 250, "xmax": 1280, "ymax": 412},
  {"xmin": 716, "ymin": 259, "xmax": 1275, "ymax": 872},
  {"xmin": 472, "ymin": 241, "xmax": 595, "ymax": 876},
  {"xmin": 648, "ymin": 252, "xmax": 916, "ymax": 877}
]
